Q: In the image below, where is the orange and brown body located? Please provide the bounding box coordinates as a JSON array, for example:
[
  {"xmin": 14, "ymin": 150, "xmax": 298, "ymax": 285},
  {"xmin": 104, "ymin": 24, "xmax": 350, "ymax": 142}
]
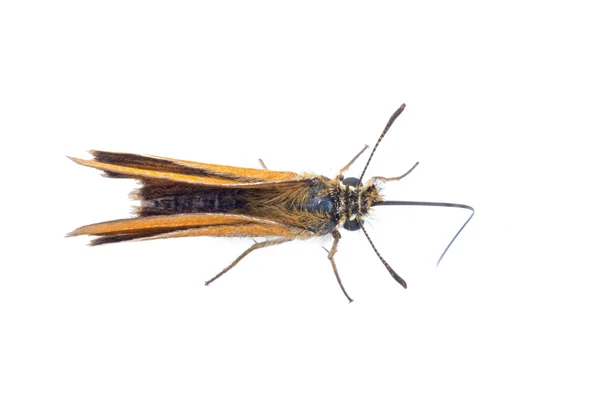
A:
[
  {"xmin": 68, "ymin": 150, "xmax": 382, "ymax": 244},
  {"xmin": 68, "ymin": 104, "xmax": 473, "ymax": 302}
]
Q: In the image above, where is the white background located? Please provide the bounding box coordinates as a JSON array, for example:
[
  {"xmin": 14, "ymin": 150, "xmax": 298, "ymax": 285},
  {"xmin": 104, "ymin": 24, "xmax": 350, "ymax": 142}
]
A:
[{"xmin": 1, "ymin": 1, "xmax": 599, "ymax": 399}]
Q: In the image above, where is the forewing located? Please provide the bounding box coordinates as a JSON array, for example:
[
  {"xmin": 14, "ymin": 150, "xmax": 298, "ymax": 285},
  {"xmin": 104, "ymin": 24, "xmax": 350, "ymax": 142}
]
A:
[
  {"xmin": 69, "ymin": 151, "xmax": 303, "ymax": 186},
  {"xmin": 67, "ymin": 213, "xmax": 311, "ymax": 245}
]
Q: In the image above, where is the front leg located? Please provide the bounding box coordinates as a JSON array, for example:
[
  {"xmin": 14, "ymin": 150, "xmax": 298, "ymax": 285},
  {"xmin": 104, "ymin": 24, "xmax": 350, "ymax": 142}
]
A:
[
  {"xmin": 327, "ymin": 229, "xmax": 353, "ymax": 303},
  {"xmin": 338, "ymin": 144, "xmax": 369, "ymax": 175}
]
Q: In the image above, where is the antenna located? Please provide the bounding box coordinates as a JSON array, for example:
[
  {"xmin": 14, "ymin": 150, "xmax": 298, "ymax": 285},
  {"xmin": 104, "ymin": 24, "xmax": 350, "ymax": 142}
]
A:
[
  {"xmin": 357, "ymin": 103, "xmax": 475, "ymax": 286},
  {"xmin": 358, "ymin": 219, "xmax": 407, "ymax": 288},
  {"xmin": 373, "ymin": 201, "xmax": 474, "ymax": 266},
  {"xmin": 358, "ymin": 103, "xmax": 406, "ymax": 184}
]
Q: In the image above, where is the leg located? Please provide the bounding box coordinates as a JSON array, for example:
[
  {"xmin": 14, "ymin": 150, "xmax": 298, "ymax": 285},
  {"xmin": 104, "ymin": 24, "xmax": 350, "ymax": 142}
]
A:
[
  {"xmin": 364, "ymin": 161, "xmax": 419, "ymax": 186},
  {"xmin": 339, "ymin": 144, "xmax": 369, "ymax": 174},
  {"xmin": 258, "ymin": 159, "xmax": 268, "ymax": 170},
  {"xmin": 205, "ymin": 237, "xmax": 291, "ymax": 285},
  {"xmin": 327, "ymin": 229, "xmax": 353, "ymax": 303}
]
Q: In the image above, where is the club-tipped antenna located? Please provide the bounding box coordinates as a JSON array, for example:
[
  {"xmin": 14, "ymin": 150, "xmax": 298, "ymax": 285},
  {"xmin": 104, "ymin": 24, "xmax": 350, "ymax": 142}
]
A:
[
  {"xmin": 358, "ymin": 219, "xmax": 407, "ymax": 288},
  {"xmin": 372, "ymin": 201, "xmax": 474, "ymax": 266},
  {"xmin": 358, "ymin": 104, "xmax": 406, "ymax": 185}
]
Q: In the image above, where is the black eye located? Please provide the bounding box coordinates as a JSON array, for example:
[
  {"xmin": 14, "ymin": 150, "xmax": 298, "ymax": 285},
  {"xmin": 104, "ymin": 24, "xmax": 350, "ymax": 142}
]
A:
[
  {"xmin": 342, "ymin": 177, "xmax": 360, "ymax": 188},
  {"xmin": 343, "ymin": 219, "xmax": 361, "ymax": 231}
]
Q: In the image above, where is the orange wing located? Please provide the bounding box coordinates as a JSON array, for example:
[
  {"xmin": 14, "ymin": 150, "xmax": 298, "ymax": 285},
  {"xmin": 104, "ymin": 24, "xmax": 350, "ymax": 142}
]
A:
[
  {"xmin": 68, "ymin": 150, "xmax": 304, "ymax": 186},
  {"xmin": 68, "ymin": 213, "xmax": 313, "ymax": 245}
]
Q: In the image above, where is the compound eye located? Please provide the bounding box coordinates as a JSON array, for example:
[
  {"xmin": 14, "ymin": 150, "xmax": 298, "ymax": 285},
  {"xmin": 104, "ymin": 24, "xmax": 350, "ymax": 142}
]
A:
[
  {"xmin": 342, "ymin": 177, "xmax": 360, "ymax": 188},
  {"xmin": 343, "ymin": 218, "xmax": 361, "ymax": 231}
]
